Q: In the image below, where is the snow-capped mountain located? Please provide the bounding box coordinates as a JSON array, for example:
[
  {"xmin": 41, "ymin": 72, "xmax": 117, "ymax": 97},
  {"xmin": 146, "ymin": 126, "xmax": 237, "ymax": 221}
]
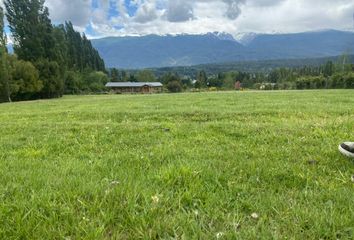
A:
[
  {"xmin": 92, "ymin": 30, "xmax": 354, "ymax": 69},
  {"xmin": 233, "ymin": 32, "xmax": 259, "ymax": 46}
]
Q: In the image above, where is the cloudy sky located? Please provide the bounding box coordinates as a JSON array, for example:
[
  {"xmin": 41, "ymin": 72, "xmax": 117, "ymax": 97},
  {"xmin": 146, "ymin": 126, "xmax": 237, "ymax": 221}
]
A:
[{"xmin": 2, "ymin": 0, "xmax": 354, "ymax": 38}]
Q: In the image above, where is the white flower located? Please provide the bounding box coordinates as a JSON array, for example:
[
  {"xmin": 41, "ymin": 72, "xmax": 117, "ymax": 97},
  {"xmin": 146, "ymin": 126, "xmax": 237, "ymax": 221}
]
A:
[
  {"xmin": 151, "ymin": 195, "xmax": 160, "ymax": 204},
  {"xmin": 110, "ymin": 180, "xmax": 120, "ymax": 186},
  {"xmin": 251, "ymin": 212, "xmax": 259, "ymax": 219},
  {"xmin": 216, "ymin": 232, "xmax": 224, "ymax": 239}
]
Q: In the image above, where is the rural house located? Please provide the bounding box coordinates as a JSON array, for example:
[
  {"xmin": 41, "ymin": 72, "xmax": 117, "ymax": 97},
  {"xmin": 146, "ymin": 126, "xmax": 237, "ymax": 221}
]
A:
[{"xmin": 105, "ymin": 82, "xmax": 163, "ymax": 94}]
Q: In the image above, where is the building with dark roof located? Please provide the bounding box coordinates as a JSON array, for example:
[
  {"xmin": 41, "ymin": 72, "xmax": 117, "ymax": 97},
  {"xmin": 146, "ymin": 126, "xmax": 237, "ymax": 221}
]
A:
[{"xmin": 105, "ymin": 82, "xmax": 163, "ymax": 94}]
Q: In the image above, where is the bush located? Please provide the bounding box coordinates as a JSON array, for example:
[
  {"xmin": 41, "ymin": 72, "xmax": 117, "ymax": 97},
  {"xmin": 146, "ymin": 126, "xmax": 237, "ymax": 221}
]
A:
[
  {"xmin": 4, "ymin": 55, "xmax": 43, "ymax": 101},
  {"xmin": 329, "ymin": 72, "xmax": 354, "ymax": 89},
  {"xmin": 84, "ymin": 71, "xmax": 109, "ymax": 93},
  {"xmin": 295, "ymin": 76, "xmax": 327, "ymax": 90},
  {"xmin": 65, "ymin": 71, "xmax": 83, "ymax": 94},
  {"xmin": 167, "ymin": 81, "xmax": 183, "ymax": 93}
]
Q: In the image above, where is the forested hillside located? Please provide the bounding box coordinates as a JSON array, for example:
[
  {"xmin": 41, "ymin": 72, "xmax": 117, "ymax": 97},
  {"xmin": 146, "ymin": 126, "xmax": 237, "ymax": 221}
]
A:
[
  {"xmin": 106, "ymin": 55, "xmax": 354, "ymax": 92},
  {"xmin": 92, "ymin": 30, "xmax": 354, "ymax": 69},
  {"xmin": 0, "ymin": 0, "xmax": 106, "ymax": 103},
  {"xmin": 150, "ymin": 55, "xmax": 354, "ymax": 77}
]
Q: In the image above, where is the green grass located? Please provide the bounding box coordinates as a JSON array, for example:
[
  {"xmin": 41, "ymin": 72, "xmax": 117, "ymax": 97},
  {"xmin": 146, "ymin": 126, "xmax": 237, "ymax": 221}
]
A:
[{"xmin": 0, "ymin": 90, "xmax": 353, "ymax": 239}]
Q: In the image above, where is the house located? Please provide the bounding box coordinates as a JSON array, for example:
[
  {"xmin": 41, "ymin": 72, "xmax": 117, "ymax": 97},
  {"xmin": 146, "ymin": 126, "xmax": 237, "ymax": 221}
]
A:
[{"xmin": 105, "ymin": 82, "xmax": 163, "ymax": 94}]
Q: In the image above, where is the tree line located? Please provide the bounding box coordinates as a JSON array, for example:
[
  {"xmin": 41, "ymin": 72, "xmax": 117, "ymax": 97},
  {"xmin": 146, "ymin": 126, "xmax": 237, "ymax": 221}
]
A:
[
  {"xmin": 251, "ymin": 57, "xmax": 354, "ymax": 90},
  {"xmin": 107, "ymin": 56, "xmax": 354, "ymax": 93},
  {"xmin": 0, "ymin": 0, "xmax": 106, "ymax": 102}
]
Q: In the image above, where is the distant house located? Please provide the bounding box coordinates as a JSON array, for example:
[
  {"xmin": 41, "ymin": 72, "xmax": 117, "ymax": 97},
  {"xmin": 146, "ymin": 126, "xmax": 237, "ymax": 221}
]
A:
[{"xmin": 105, "ymin": 82, "xmax": 163, "ymax": 94}]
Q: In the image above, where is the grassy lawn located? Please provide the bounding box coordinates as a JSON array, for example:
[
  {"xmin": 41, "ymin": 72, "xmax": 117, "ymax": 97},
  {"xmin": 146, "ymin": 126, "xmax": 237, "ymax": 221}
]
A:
[{"xmin": 0, "ymin": 90, "xmax": 353, "ymax": 239}]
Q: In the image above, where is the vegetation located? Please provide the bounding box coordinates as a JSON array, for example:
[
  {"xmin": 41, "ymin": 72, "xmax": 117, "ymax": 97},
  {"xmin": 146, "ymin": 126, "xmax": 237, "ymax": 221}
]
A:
[
  {"xmin": 149, "ymin": 55, "xmax": 354, "ymax": 77},
  {"xmin": 0, "ymin": 6, "xmax": 10, "ymax": 102},
  {"xmin": 0, "ymin": 0, "xmax": 106, "ymax": 102},
  {"xmin": 114, "ymin": 57, "xmax": 354, "ymax": 93},
  {"xmin": 0, "ymin": 90, "xmax": 353, "ymax": 239}
]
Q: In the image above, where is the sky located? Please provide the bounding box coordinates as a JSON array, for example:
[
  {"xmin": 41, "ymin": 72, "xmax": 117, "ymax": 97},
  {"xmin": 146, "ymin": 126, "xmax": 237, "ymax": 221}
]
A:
[{"xmin": 2, "ymin": 0, "xmax": 354, "ymax": 39}]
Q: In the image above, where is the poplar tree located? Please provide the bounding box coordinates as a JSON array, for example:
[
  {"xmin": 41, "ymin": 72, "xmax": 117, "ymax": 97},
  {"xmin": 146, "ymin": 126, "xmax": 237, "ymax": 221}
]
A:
[
  {"xmin": 0, "ymin": 6, "xmax": 11, "ymax": 102},
  {"xmin": 3, "ymin": 0, "xmax": 107, "ymax": 100},
  {"xmin": 5, "ymin": 0, "xmax": 63, "ymax": 98}
]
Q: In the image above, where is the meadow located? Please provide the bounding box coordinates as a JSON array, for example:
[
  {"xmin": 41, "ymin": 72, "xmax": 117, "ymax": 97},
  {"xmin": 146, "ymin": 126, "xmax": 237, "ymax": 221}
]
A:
[{"xmin": 0, "ymin": 90, "xmax": 353, "ymax": 239}]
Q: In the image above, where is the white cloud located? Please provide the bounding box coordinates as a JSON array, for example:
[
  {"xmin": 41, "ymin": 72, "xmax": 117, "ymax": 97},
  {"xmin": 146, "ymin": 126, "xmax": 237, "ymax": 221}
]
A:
[
  {"xmin": 133, "ymin": 0, "xmax": 159, "ymax": 23},
  {"xmin": 223, "ymin": 0, "xmax": 245, "ymax": 20},
  {"xmin": 164, "ymin": 0, "xmax": 194, "ymax": 22},
  {"xmin": 45, "ymin": 0, "xmax": 92, "ymax": 27},
  {"xmin": 234, "ymin": 0, "xmax": 354, "ymax": 33},
  {"xmin": 2, "ymin": 0, "xmax": 354, "ymax": 37}
]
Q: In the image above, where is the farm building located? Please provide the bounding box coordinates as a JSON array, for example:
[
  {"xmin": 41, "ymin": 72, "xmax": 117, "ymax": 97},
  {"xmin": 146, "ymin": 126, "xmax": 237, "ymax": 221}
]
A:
[{"xmin": 105, "ymin": 82, "xmax": 163, "ymax": 94}]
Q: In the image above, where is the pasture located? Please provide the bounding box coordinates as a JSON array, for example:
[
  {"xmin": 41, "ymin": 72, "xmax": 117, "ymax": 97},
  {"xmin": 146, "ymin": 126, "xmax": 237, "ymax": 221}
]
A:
[{"xmin": 0, "ymin": 90, "xmax": 353, "ymax": 239}]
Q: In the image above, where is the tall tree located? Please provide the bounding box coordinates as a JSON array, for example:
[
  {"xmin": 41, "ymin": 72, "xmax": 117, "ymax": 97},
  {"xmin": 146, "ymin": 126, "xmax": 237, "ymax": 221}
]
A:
[
  {"xmin": 0, "ymin": 6, "xmax": 11, "ymax": 102},
  {"xmin": 63, "ymin": 21, "xmax": 105, "ymax": 73},
  {"xmin": 5, "ymin": 0, "xmax": 61, "ymax": 61},
  {"xmin": 110, "ymin": 68, "xmax": 120, "ymax": 82},
  {"xmin": 3, "ymin": 0, "xmax": 107, "ymax": 101},
  {"xmin": 5, "ymin": 0, "xmax": 46, "ymax": 61},
  {"xmin": 5, "ymin": 0, "xmax": 65, "ymax": 98},
  {"xmin": 323, "ymin": 61, "xmax": 335, "ymax": 77},
  {"xmin": 196, "ymin": 70, "xmax": 207, "ymax": 88},
  {"xmin": 137, "ymin": 69, "xmax": 156, "ymax": 82}
]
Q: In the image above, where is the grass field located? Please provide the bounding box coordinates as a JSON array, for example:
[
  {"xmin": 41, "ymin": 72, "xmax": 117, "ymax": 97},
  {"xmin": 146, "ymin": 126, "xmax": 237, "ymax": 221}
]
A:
[{"xmin": 0, "ymin": 90, "xmax": 353, "ymax": 239}]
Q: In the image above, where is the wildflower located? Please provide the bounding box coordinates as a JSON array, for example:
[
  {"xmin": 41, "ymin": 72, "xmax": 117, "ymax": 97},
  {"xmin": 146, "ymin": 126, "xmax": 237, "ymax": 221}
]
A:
[
  {"xmin": 151, "ymin": 195, "xmax": 160, "ymax": 204},
  {"xmin": 110, "ymin": 180, "xmax": 120, "ymax": 186},
  {"xmin": 216, "ymin": 232, "xmax": 224, "ymax": 239},
  {"xmin": 251, "ymin": 212, "xmax": 259, "ymax": 219}
]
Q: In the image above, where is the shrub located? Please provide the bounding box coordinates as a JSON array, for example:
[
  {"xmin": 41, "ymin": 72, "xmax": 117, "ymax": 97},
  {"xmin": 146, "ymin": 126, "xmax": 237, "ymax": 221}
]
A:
[
  {"xmin": 7, "ymin": 56, "xmax": 43, "ymax": 101},
  {"xmin": 64, "ymin": 71, "xmax": 83, "ymax": 94},
  {"xmin": 167, "ymin": 81, "xmax": 183, "ymax": 93}
]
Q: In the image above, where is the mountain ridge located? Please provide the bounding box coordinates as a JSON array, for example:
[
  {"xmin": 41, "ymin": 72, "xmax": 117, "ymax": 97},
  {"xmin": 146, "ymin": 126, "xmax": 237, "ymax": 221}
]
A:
[{"xmin": 91, "ymin": 29, "xmax": 354, "ymax": 69}]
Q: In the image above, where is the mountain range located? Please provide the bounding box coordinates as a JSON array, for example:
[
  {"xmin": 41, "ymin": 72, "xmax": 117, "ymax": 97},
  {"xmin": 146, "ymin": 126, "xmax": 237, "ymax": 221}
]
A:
[{"xmin": 91, "ymin": 30, "xmax": 354, "ymax": 69}]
